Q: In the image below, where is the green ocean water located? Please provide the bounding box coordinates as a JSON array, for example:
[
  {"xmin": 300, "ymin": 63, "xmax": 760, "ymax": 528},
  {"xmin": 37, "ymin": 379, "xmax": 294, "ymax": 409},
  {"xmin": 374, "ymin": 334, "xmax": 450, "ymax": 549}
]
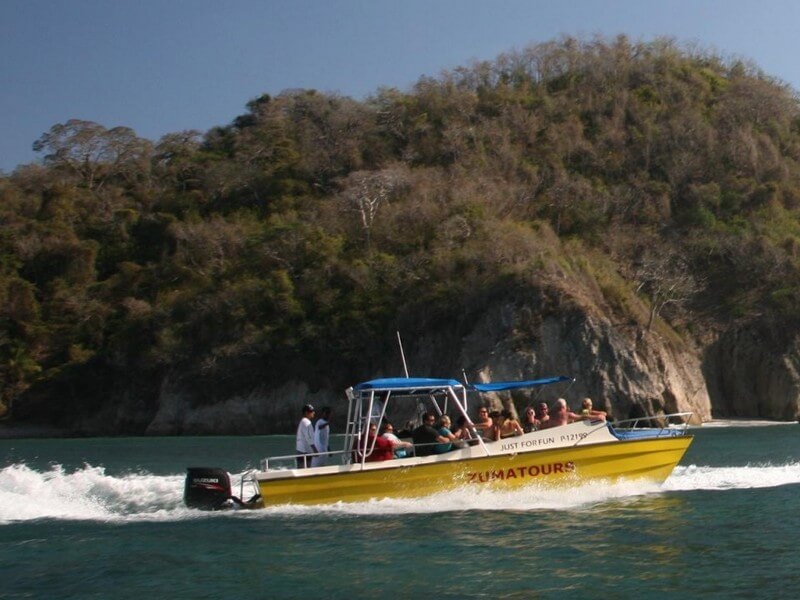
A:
[{"xmin": 1, "ymin": 424, "xmax": 799, "ymax": 599}]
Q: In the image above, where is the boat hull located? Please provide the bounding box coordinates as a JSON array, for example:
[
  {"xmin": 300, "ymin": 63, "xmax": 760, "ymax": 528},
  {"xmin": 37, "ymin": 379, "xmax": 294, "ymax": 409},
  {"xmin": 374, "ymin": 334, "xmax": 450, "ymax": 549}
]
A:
[{"xmin": 256, "ymin": 435, "xmax": 692, "ymax": 506}]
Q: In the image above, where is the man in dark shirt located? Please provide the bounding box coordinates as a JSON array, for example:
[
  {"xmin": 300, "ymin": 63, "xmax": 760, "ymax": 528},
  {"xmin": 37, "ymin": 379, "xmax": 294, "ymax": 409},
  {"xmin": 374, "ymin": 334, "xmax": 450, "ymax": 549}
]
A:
[{"xmin": 412, "ymin": 411, "xmax": 450, "ymax": 456}]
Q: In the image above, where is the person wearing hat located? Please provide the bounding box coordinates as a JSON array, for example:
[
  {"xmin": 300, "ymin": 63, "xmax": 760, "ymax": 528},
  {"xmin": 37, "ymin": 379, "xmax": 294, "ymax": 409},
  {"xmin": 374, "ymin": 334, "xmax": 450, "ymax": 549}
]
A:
[{"xmin": 295, "ymin": 404, "xmax": 317, "ymax": 468}]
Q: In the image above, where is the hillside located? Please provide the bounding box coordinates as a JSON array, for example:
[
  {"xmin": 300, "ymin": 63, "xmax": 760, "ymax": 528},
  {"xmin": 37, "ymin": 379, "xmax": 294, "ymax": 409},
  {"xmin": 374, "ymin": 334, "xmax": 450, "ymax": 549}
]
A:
[{"xmin": 3, "ymin": 35, "xmax": 800, "ymax": 434}]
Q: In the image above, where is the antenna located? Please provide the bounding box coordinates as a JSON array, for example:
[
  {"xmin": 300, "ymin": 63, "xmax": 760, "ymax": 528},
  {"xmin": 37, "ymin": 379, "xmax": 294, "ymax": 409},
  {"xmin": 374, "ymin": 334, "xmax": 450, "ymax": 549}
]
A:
[{"xmin": 396, "ymin": 330, "xmax": 410, "ymax": 378}]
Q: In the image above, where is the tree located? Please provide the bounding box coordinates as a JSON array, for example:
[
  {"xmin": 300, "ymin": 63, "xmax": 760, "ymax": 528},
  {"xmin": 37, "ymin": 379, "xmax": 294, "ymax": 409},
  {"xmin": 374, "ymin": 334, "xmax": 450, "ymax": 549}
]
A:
[
  {"xmin": 339, "ymin": 166, "xmax": 409, "ymax": 250},
  {"xmin": 33, "ymin": 119, "xmax": 152, "ymax": 190},
  {"xmin": 634, "ymin": 249, "xmax": 700, "ymax": 331},
  {"xmin": 153, "ymin": 130, "xmax": 203, "ymax": 193}
]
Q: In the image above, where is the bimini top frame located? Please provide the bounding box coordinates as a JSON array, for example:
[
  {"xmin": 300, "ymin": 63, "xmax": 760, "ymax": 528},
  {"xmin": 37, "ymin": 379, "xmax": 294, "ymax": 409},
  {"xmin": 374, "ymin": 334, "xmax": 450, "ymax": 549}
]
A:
[{"xmin": 343, "ymin": 376, "xmax": 573, "ymax": 465}]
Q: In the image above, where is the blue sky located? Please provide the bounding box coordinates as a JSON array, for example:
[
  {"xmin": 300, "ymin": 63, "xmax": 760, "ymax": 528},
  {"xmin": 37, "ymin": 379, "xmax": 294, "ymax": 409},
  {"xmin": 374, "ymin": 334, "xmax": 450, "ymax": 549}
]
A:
[{"xmin": 3, "ymin": 0, "xmax": 800, "ymax": 173}]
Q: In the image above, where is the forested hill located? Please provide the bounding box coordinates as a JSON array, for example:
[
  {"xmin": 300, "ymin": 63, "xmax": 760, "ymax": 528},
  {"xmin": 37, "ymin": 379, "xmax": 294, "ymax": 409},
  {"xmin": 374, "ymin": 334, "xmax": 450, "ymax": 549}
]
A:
[{"xmin": 4, "ymin": 36, "xmax": 800, "ymax": 433}]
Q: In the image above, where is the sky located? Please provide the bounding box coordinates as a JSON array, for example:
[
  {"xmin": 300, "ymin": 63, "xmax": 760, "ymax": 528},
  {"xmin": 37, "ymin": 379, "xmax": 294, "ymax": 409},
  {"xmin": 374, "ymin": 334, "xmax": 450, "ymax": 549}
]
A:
[{"xmin": 3, "ymin": 0, "xmax": 800, "ymax": 173}]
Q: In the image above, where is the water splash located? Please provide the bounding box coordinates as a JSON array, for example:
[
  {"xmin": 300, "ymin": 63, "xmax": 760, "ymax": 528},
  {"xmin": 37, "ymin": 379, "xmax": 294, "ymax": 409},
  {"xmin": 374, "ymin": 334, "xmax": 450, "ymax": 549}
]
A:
[
  {"xmin": 0, "ymin": 463, "xmax": 187, "ymax": 524},
  {"xmin": 2, "ymin": 460, "xmax": 799, "ymax": 523},
  {"xmin": 699, "ymin": 419, "xmax": 797, "ymax": 428},
  {"xmin": 664, "ymin": 462, "xmax": 800, "ymax": 491},
  {"xmin": 261, "ymin": 478, "xmax": 664, "ymax": 518}
]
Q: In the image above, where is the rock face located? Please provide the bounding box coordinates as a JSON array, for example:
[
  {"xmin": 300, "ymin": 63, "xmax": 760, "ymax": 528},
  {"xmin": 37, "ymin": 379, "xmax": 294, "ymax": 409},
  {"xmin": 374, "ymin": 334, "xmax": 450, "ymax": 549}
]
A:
[
  {"xmin": 131, "ymin": 298, "xmax": 713, "ymax": 435},
  {"xmin": 448, "ymin": 303, "xmax": 711, "ymax": 425},
  {"xmin": 17, "ymin": 284, "xmax": 800, "ymax": 437},
  {"xmin": 143, "ymin": 379, "xmax": 340, "ymax": 436},
  {"xmin": 704, "ymin": 322, "xmax": 800, "ymax": 420}
]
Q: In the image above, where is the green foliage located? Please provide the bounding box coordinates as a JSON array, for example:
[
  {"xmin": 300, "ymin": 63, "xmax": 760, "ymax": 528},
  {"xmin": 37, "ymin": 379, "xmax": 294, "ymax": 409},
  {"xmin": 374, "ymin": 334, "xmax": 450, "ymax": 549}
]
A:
[{"xmin": 5, "ymin": 35, "xmax": 800, "ymax": 423}]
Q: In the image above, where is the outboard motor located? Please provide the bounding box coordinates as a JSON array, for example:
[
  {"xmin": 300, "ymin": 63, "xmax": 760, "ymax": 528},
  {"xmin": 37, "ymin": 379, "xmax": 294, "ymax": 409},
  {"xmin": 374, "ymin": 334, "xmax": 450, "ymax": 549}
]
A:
[{"xmin": 184, "ymin": 467, "xmax": 232, "ymax": 510}]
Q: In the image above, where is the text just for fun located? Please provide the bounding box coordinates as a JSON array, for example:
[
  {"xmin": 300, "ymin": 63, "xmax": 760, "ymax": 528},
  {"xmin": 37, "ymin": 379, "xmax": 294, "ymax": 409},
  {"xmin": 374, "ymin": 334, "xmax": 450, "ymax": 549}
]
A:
[{"xmin": 500, "ymin": 432, "xmax": 587, "ymax": 452}]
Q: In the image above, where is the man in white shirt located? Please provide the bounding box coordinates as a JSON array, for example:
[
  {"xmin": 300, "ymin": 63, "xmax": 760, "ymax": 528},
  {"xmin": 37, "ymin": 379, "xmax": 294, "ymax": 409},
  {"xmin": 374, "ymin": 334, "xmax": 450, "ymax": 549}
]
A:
[
  {"xmin": 295, "ymin": 404, "xmax": 316, "ymax": 468},
  {"xmin": 311, "ymin": 407, "xmax": 331, "ymax": 467}
]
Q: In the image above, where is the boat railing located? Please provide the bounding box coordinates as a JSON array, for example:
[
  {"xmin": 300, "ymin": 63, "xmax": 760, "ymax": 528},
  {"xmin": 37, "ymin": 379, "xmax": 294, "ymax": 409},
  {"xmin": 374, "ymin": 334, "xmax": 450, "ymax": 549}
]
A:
[
  {"xmin": 574, "ymin": 412, "xmax": 693, "ymax": 446},
  {"xmin": 238, "ymin": 470, "xmax": 260, "ymax": 500},
  {"xmin": 405, "ymin": 438, "xmax": 472, "ymax": 456},
  {"xmin": 609, "ymin": 412, "xmax": 694, "ymax": 441},
  {"xmin": 261, "ymin": 448, "xmax": 354, "ymax": 471},
  {"xmin": 260, "ymin": 436, "xmax": 478, "ymax": 470},
  {"xmin": 612, "ymin": 411, "xmax": 694, "ymax": 432}
]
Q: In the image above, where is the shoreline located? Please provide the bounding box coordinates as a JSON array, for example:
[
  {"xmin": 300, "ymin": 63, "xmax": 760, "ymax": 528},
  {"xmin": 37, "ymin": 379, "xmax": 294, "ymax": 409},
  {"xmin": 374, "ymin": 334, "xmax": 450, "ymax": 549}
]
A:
[
  {"xmin": 0, "ymin": 423, "xmax": 73, "ymax": 439},
  {"xmin": 702, "ymin": 418, "xmax": 798, "ymax": 427}
]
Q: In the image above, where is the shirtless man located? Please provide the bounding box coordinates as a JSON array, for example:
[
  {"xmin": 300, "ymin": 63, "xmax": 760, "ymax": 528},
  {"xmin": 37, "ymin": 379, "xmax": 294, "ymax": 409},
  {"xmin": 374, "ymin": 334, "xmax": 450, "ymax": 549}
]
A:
[
  {"xmin": 471, "ymin": 406, "xmax": 493, "ymax": 439},
  {"xmin": 547, "ymin": 398, "xmax": 581, "ymax": 428},
  {"xmin": 535, "ymin": 402, "xmax": 550, "ymax": 429}
]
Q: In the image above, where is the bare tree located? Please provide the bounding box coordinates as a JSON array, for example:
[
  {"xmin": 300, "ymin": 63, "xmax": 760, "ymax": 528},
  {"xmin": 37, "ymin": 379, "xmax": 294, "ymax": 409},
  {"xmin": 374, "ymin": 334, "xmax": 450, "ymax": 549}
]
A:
[
  {"xmin": 339, "ymin": 166, "xmax": 408, "ymax": 250},
  {"xmin": 634, "ymin": 249, "xmax": 700, "ymax": 331}
]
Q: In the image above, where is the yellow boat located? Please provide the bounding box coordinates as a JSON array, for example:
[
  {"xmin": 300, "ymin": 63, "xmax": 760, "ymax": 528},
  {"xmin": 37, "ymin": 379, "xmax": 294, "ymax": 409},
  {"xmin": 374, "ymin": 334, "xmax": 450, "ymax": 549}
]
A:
[{"xmin": 184, "ymin": 377, "xmax": 693, "ymax": 509}]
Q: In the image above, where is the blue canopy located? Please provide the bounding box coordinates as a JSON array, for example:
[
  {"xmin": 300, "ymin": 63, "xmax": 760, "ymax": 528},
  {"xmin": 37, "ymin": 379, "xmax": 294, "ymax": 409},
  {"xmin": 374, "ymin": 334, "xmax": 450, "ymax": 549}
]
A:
[
  {"xmin": 353, "ymin": 377, "xmax": 463, "ymax": 392},
  {"xmin": 353, "ymin": 376, "xmax": 571, "ymax": 393},
  {"xmin": 471, "ymin": 376, "xmax": 572, "ymax": 392}
]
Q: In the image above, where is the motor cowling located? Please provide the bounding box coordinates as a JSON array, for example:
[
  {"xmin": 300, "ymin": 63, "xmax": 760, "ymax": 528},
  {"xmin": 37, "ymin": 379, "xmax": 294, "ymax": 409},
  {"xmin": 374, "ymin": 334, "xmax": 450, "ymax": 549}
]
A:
[{"xmin": 184, "ymin": 467, "xmax": 232, "ymax": 510}]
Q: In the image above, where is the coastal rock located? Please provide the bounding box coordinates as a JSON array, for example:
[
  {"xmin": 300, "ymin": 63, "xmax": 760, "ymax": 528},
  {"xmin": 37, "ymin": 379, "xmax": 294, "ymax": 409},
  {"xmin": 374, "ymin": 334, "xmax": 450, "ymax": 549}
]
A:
[
  {"xmin": 18, "ymin": 285, "xmax": 793, "ymax": 436},
  {"xmin": 704, "ymin": 322, "xmax": 800, "ymax": 420},
  {"xmin": 447, "ymin": 302, "xmax": 711, "ymax": 424},
  {"xmin": 109, "ymin": 296, "xmax": 715, "ymax": 434},
  {"xmin": 144, "ymin": 378, "xmax": 339, "ymax": 435}
]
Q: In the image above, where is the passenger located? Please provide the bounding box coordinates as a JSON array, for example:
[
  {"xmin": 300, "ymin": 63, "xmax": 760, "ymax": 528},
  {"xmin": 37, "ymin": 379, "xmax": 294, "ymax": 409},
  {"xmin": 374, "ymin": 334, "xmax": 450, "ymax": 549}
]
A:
[
  {"xmin": 473, "ymin": 406, "xmax": 493, "ymax": 438},
  {"xmin": 380, "ymin": 422, "xmax": 414, "ymax": 458},
  {"xmin": 496, "ymin": 409, "xmax": 524, "ymax": 439},
  {"xmin": 535, "ymin": 402, "xmax": 550, "ymax": 429},
  {"xmin": 451, "ymin": 415, "xmax": 483, "ymax": 446},
  {"xmin": 364, "ymin": 423, "xmax": 396, "ymax": 462},
  {"xmin": 295, "ymin": 404, "xmax": 317, "ymax": 468},
  {"xmin": 434, "ymin": 415, "xmax": 459, "ymax": 454},
  {"xmin": 396, "ymin": 421, "xmax": 415, "ymax": 438},
  {"xmin": 579, "ymin": 397, "xmax": 607, "ymax": 421},
  {"xmin": 486, "ymin": 410, "xmax": 502, "ymax": 441},
  {"xmin": 311, "ymin": 406, "xmax": 332, "ymax": 467},
  {"xmin": 412, "ymin": 412, "xmax": 452, "ymax": 456},
  {"xmin": 451, "ymin": 415, "xmax": 471, "ymax": 440},
  {"xmin": 547, "ymin": 398, "xmax": 581, "ymax": 428},
  {"xmin": 521, "ymin": 406, "xmax": 540, "ymax": 433}
]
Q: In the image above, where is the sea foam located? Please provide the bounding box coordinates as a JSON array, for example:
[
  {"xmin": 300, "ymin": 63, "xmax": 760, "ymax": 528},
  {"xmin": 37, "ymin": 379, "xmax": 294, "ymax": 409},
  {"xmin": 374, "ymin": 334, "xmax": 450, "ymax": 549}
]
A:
[
  {"xmin": 664, "ymin": 462, "xmax": 800, "ymax": 491},
  {"xmin": 2, "ymin": 460, "xmax": 799, "ymax": 523},
  {"xmin": 0, "ymin": 463, "xmax": 187, "ymax": 524}
]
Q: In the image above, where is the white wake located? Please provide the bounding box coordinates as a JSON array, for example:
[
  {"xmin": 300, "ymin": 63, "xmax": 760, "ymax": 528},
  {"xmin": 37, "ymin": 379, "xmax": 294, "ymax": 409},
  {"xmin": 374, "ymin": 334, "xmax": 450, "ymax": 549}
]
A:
[{"xmin": 1, "ymin": 460, "xmax": 799, "ymax": 523}]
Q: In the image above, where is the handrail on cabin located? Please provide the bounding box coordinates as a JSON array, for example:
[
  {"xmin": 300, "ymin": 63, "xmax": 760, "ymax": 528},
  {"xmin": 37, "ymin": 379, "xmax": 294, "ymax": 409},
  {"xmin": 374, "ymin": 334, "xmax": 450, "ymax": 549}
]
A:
[
  {"xmin": 612, "ymin": 411, "xmax": 694, "ymax": 431},
  {"xmin": 572, "ymin": 411, "xmax": 693, "ymax": 447}
]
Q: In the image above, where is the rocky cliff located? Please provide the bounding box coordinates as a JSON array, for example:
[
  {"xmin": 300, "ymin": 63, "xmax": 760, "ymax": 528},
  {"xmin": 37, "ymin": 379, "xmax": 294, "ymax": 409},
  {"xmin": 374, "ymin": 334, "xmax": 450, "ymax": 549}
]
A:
[
  {"xmin": 704, "ymin": 322, "xmax": 800, "ymax": 420},
  {"xmin": 10, "ymin": 282, "xmax": 800, "ymax": 438},
  {"xmin": 83, "ymin": 286, "xmax": 718, "ymax": 435}
]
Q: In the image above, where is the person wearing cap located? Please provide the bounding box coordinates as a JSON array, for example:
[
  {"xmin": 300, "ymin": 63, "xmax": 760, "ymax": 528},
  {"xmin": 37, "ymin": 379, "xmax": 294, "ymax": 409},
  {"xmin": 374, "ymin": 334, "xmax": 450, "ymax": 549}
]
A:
[{"xmin": 296, "ymin": 404, "xmax": 317, "ymax": 468}]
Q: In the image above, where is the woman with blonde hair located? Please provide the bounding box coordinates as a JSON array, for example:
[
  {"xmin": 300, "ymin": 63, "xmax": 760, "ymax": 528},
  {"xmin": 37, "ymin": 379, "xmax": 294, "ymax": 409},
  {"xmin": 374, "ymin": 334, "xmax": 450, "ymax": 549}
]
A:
[
  {"xmin": 434, "ymin": 415, "xmax": 459, "ymax": 453},
  {"xmin": 579, "ymin": 397, "xmax": 607, "ymax": 421}
]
